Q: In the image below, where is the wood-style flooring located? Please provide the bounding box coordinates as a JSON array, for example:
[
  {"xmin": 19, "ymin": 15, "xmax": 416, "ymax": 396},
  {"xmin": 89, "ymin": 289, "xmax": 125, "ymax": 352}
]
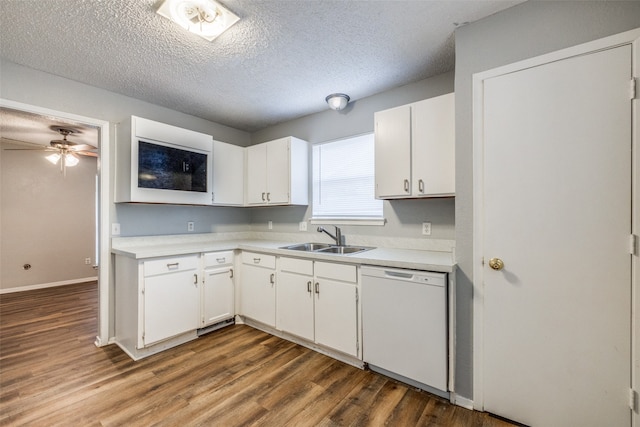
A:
[{"xmin": 0, "ymin": 282, "xmax": 514, "ymax": 426}]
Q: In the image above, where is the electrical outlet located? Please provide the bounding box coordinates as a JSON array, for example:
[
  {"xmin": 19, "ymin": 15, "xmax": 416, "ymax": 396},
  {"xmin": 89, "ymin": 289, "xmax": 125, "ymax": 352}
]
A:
[
  {"xmin": 422, "ymin": 222, "xmax": 432, "ymax": 236},
  {"xmin": 85, "ymin": 258, "xmax": 91, "ymax": 265},
  {"xmin": 299, "ymin": 221, "xmax": 307, "ymax": 231},
  {"xmin": 187, "ymin": 221, "xmax": 195, "ymax": 232},
  {"xmin": 112, "ymin": 223, "xmax": 121, "ymax": 236},
  {"xmin": 268, "ymin": 220, "xmax": 273, "ymax": 230}
]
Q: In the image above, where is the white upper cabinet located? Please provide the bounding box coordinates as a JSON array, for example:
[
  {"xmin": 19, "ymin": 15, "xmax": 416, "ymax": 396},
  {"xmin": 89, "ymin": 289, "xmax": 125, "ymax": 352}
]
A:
[
  {"xmin": 246, "ymin": 136, "xmax": 309, "ymax": 206},
  {"xmin": 116, "ymin": 116, "xmax": 213, "ymax": 205},
  {"xmin": 212, "ymin": 140, "xmax": 244, "ymax": 206},
  {"xmin": 374, "ymin": 93, "xmax": 455, "ymax": 199},
  {"xmin": 374, "ymin": 105, "xmax": 412, "ymax": 198}
]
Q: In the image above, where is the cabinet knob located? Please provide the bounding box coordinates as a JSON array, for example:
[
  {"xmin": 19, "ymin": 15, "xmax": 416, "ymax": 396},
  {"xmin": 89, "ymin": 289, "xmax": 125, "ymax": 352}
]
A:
[
  {"xmin": 418, "ymin": 179, "xmax": 424, "ymax": 193},
  {"xmin": 404, "ymin": 179, "xmax": 410, "ymax": 193},
  {"xmin": 489, "ymin": 258, "xmax": 505, "ymax": 271}
]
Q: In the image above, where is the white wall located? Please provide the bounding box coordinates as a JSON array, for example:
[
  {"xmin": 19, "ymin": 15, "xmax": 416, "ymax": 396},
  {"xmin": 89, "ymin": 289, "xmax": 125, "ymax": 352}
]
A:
[
  {"xmin": 453, "ymin": 0, "xmax": 640, "ymax": 400},
  {"xmin": 1, "ymin": 140, "xmax": 97, "ymax": 290}
]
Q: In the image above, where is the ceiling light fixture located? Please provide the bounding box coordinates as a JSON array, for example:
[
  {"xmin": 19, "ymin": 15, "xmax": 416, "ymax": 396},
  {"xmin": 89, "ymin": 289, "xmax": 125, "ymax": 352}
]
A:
[
  {"xmin": 325, "ymin": 93, "xmax": 350, "ymax": 111},
  {"xmin": 157, "ymin": 0, "xmax": 240, "ymax": 41},
  {"xmin": 46, "ymin": 150, "xmax": 79, "ymax": 175}
]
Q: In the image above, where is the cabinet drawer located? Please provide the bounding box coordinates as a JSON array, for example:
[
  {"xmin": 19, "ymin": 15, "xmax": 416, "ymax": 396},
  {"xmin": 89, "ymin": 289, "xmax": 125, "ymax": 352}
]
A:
[
  {"xmin": 143, "ymin": 255, "xmax": 199, "ymax": 277},
  {"xmin": 242, "ymin": 252, "xmax": 276, "ymax": 269},
  {"xmin": 279, "ymin": 257, "xmax": 313, "ymax": 275},
  {"xmin": 315, "ymin": 262, "xmax": 357, "ymax": 283},
  {"xmin": 203, "ymin": 251, "xmax": 234, "ymax": 268}
]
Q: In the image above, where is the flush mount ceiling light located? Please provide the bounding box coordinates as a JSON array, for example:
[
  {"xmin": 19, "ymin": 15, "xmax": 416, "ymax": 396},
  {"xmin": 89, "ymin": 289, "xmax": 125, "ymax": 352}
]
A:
[
  {"xmin": 325, "ymin": 93, "xmax": 350, "ymax": 111},
  {"xmin": 157, "ymin": 0, "xmax": 240, "ymax": 41}
]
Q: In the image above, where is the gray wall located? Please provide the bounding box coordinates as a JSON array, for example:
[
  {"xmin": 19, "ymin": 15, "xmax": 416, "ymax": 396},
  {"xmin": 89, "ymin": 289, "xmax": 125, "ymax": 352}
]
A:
[
  {"xmin": 1, "ymin": 141, "xmax": 97, "ymax": 290},
  {"xmin": 0, "ymin": 59, "xmax": 253, "ymax": 239},
  {"xmin": 454, "ymin": 0, "xmax": 640, "ymax": 400}
]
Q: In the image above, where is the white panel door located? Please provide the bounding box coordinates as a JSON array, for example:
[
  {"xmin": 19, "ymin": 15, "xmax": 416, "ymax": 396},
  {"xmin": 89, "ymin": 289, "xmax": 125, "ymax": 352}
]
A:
[
  {"xmin": 144, "ymin": 270, "xmax": 200, "ymax": 346},
  {"xmin": 481, "ymin": 45, "xmax": 632, "ymax": 426},
  {"xmin": 374, "ymin": 105, "xmax": 411, "ymax": 198},
  {"xmin": 276, "ymin": 270, "xmax": 314, "ymax": 341},
  {"xmin": 202, "ymin": 267, "xmax": 234, "ymax": 326},
  {"xmin": 240, "ymin": 264, "xmax": 276, "ymax": 327},
  {"xmin": 411, "ymin": 93, "xmax": 455, "ymax": 196},
  {"xmin": 266, "ymin": 137, "xmax": 290, "ymax": 204},
  {"xmin": 212, "ymin": 140, "xmax": 244, "ymax": 206},
  {"xmin": 246, "ymin": 143, "xmax": 267, "ymax": 205},
  {"xmin": 314, "ymin": 279, "xmax": 358, "ymax": 357}
]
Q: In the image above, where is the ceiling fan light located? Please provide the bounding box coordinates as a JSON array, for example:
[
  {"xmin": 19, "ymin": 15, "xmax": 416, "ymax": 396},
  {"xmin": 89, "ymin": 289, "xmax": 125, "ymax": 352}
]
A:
[
  {"xmin": 326, "ymin": 93, "xmax": 350, "ymax": 111},
  {"xmin": 46, "ymin": 152, "xmax": 61, "ymax": 164},
  {"xmin": 157, "ymin": 0, "xmax": 240, "ymax": 41},
  {"xmin": 64, "ymin": 153, "xmax": 79, "ymax": 167}
]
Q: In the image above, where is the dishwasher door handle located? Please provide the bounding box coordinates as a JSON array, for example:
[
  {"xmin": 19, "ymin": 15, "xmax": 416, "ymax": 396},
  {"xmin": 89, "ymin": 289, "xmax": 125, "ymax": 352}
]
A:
[{"xmin": 384, "ymin": 271, "xmax": 414, "ymax": 280}]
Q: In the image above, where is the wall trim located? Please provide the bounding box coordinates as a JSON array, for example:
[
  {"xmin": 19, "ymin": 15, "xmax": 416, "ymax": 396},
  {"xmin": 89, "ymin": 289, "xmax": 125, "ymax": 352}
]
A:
[
  {"xmin": 452, "ymin": 394, "xmax": 474, "ymax": 410},
  {"xmin": 0, "ymin": 277, "xmax": 98, "ymax": 294}
]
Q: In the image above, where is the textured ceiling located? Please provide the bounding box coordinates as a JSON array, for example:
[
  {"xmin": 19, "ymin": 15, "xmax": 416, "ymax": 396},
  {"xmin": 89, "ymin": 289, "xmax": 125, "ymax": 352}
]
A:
[
  {"xmin": 0, "ymin": 0, "xmax": 523, "ymax": 133},
  {"xmin": 1, "ymin": 107, "xmax": 99, "ymax": 148}
]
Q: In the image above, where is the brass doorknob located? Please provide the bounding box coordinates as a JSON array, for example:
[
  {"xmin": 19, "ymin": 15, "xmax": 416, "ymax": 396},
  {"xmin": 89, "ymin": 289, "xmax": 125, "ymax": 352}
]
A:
[{"xmin": 489, "ymin": 258, "xmax": 504, "ymax": 271}]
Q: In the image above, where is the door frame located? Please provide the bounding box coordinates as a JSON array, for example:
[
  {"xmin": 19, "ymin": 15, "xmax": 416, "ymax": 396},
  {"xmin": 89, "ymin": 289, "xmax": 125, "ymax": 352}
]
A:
[
  {"xmin": 472, "ymin": 27, "xmax": 640, "ymax": 418},
  {"xmin": 0, "ymin": 98, "xmax": 111, "ymax": 347}
]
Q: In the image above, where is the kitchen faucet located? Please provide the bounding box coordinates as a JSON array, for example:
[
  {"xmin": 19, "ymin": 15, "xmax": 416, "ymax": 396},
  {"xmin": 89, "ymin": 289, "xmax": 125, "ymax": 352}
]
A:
[{"xmin": 317, "ymin": 225, "xmax": 343, "ymax": 246}]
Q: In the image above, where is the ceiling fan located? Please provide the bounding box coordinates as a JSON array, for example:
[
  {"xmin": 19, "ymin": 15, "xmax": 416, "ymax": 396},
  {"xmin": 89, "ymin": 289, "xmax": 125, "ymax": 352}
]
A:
[{"xmin": 3, "ymin": 126, "xmax": 97, "ymax": 175}]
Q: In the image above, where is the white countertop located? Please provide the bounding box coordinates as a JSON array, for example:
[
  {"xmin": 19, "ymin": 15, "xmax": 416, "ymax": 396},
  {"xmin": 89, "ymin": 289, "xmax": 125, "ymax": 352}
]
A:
[{"xmin": 111, "ymin": 234, "xmax": 456, "ymax": 273}]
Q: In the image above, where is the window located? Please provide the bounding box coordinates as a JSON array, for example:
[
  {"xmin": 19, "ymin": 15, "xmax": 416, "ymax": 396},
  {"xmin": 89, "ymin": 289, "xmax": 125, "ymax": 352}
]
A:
[{"xmin": 312, "ymin": 133, "xmax": 383, "ymax": 222}]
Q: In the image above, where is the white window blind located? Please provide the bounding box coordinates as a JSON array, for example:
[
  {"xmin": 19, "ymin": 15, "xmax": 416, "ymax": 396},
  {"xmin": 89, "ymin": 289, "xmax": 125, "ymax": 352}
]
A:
[{"xmin": 312, "ymin": 133, "xmax": 383, "ymax": 219}]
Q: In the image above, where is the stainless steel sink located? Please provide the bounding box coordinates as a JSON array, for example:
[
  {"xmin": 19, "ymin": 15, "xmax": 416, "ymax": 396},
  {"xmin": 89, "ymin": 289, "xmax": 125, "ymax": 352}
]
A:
[
  {"xmin": 280, "ymin": 242, "xmax": 333, "ymax": 252},
  {"xmin": 279, "ymin": 243, "xmax": 373, "ymax": 255},
  {"xmin": 316, "ymin": 246, "xmax": 370, "ymax": 255}
]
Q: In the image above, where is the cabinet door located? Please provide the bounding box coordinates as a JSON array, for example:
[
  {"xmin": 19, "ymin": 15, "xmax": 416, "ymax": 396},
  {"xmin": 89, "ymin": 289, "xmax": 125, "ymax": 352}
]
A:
[
  {"xmin": 374, "ymin": 105, "xmax": 411, "ymax": 198},
  {"xmin": 246, "ymin": 143, "xmax": 268, "ymax": 205},
  {"xmin": 240, "ymin": 264, "xmax": 276, "ymax": 327},
  {"xmin": 212, "ymin": 140, "xmax": 244, "ymax": 206},
  {"xmin": 411, "ymin": 93, "xmax": 455, "ymax": 196},
  {"xmin": 143, "ymin": 270, "xmax": 200, "ymax": 346},
  {"xmin": 277, "ymin": 270, "xmax": 314, "ymax": 341},
  {"xmin": 314, "ymin": 279, "xmax": 358, "ymax": 357},
  {"xmin": 202, "ymin": 267, "xmax": 234, "ymax": 326},
  {"xmin": 265, "ymin": 138, "xmax": 290, "ymax": 204}
]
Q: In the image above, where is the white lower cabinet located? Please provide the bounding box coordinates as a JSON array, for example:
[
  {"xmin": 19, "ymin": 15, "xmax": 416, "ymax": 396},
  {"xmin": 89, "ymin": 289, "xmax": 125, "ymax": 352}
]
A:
[
  {"xmin": 240, "ymin": 252, "xmax": 276, "ymax": 327},
  {"xmin": 202, "ymin": 251, "xmax": 235, "ymax": 327},
  {"xmin": 143, "ymin": 262, "xmax": 200, "ymax": 346},
  {"xmin": 114, "ymin": 254, "xmax": 201, "ymax": 359},
  {"xmin": 276, "ymin": 257, "xmax": 314, "ymax": 341},
  {"xmin": 115, "ymin": 251, "xmax": 236, "ymax": 360},
  {"xmin": 313, "ymin": 261, "xmax": 359, "ymax": 357},
  {"xmin": 276, "ymin": 257, "xmax": 359, "ymax": 358}
]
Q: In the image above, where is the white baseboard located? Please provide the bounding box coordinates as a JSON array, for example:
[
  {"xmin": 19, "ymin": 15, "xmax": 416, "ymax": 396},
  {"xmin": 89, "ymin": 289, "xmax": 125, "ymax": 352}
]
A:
[
  {"xmin": 0, "ymin": 277, "xmax": 98, "ymax": 294},
  {"xmin": 452, "ymin": 393, "xmax": 474, "ymax": 410}
]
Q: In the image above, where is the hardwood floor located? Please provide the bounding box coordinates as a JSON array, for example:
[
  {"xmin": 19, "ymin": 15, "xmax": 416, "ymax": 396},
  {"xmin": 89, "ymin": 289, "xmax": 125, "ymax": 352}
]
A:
[{"xmin": 0, "ymin": 282, "xmax": 514, "ymax": 426}]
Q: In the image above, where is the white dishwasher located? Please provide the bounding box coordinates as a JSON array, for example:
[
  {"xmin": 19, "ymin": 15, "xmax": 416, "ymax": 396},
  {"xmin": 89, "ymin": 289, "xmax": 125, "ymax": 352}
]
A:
[{"xmin": 362, "ymin": 266, "xmax": 447, "ymax": 393}]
